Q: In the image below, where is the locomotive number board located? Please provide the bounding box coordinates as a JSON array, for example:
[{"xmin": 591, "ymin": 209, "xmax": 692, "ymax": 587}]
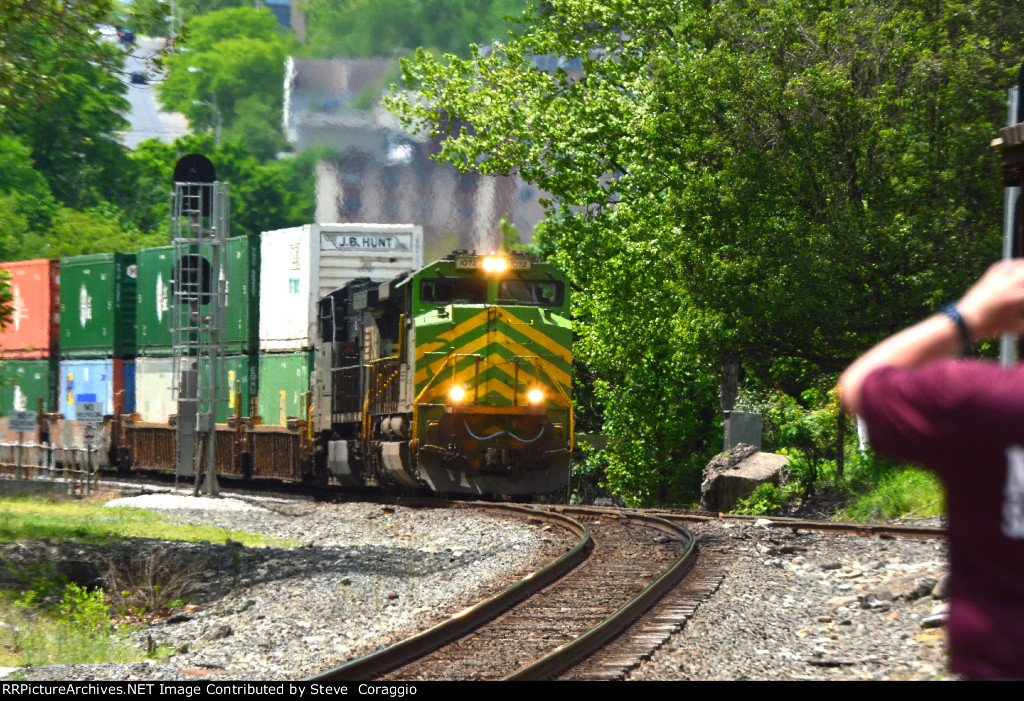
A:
[{"xmin": 455, "ymin": 256, "xmax": 531, "ymax": 270}]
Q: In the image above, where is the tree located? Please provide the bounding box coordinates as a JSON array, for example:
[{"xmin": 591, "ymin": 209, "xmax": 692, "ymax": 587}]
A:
[
  {"xmin": 158, "ymin": 7, "xmax": 291, "ymax": 140},
  {"xmin": 388, "ymin": 0, "xmax": 1024, "ymax": 504},
  {"xmin": 298, "ymin": 0, "xmax": 531, "ymax": 58},
  {"xmin": 6, "ymin": 45, "xmax": 133, "ymax": 210},
  {"xmin": 0, "ymin": 135, "xmax": 57, "ymax": 231},
  {"xmin": 0, "ymin": 0, "xmax": 117, "ymax": 120},
  {"xmin": 127, "ymin": 134, "xmax": 321, "ymax": 237}
]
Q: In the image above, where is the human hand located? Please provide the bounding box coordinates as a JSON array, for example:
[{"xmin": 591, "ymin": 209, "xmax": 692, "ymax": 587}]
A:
[{"xmin": 957, "ymin": 259, "xmax": 1024, "ymax": 340}]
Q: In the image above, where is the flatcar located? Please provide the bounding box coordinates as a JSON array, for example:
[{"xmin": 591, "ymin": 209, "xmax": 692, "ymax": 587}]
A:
[{"xmin": 311, "ymin": 249, "xmax": 573, "ymax": 495}]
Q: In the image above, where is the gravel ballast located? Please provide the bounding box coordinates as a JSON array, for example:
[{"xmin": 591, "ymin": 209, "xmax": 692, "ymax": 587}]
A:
[
  {"xmin": 3, "ymin": 488, "xmax": 954, "ymax": 681},
  {"xmin": 5, "ymin": 489, "xmax": 575, "ymax": 681},
  {"xmin": 630, "ymin": 518, "xmax": 953, "ymax": 681}
]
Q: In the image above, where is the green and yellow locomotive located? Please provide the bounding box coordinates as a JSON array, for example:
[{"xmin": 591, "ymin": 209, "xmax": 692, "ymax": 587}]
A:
[{"xmin": 312, "ymin": 250, "xmax": 573, "ymax": 495}]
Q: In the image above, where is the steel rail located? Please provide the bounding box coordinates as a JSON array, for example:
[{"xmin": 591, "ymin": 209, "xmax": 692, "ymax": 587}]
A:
[
  {"xmin": 307, "ymin": 503, "xmax": 591, "ymax": 681},
  {"xmin": 503, "ymin": 511, "xmax": 696, "ymax": 680},
  {"xmin": 546, "ymin": 505, "xmax": 946, "ymax": 539},
  {"xmin": 651, "ymin": 510, "xmax": 947, "ymax": 539}
]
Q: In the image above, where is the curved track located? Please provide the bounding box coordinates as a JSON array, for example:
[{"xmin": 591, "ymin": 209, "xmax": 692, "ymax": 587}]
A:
[{"xmin": 311, "ymin": 507, "xmax": 702, "ymax": 681}]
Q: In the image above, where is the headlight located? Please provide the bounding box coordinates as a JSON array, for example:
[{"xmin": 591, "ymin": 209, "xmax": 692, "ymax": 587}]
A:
[
  {"xmin": 482, "ymin": 256, "xmax": 507, "ymax": 273},
  {"xmin": 449, "ymin": 386, "xmax": 465, "ymax": 402},
  {"xmin": 527, "ymin": 388, "xmax": 544, "ymax": 404}
]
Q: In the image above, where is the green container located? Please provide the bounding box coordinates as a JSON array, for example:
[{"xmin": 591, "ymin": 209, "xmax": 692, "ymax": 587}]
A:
[
  {"xmin": 257, "ymin": 352, "xmax": 311, "ymax": 427},
  {"xmin": 135, "ymin": 236, "xmax": 259, "ymax": 356},
  {"xmin": 199, "ymin": 354, "xmax": 258, "ymax": 423},
  {"xmin": 59, "ymin": 253, "xmax": 137, "ymax": 358},
  {"xmin": 0, "ymin": 359, "xmax": 57, "ymax": 415}
]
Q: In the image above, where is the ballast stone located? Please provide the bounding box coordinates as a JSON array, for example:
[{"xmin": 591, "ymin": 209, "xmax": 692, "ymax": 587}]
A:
[{"xmin": 699, "ymin": 443, "xmax": 790, "ymax": 512}]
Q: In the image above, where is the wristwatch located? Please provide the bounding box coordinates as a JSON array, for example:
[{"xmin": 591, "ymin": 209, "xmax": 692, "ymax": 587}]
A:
[{"xmin": 940, "ymin": 303, "xmax": 971, "ymax": 352}]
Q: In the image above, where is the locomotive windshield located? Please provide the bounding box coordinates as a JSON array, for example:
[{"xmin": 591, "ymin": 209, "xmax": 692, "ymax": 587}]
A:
[
  {"xmin": 497, "ymin": 279, "xmax": 564, "ymax": 306},
  {"xmin": 420, "ymin": 278, "xmax": 487, "ymax": 304}
]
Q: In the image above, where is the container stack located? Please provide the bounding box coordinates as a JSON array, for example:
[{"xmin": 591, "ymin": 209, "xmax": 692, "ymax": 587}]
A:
[
  {"xmin": 0, "ymin": 222, "xmax": 424, "ymax": 447},
  {"xmin": 257, "ymin": 224, "xmax": 423, "ymax": 426},
  {"xmin": 57, "ymin": 253, "xmax": 138, "ymax": 428},
  {"xmin": 0, "ymin": 259, "xmax": 60, "ymax": 424},
  {"xmin": 134, "ymin": 236, "xmax": 260, "ymax": 424}
]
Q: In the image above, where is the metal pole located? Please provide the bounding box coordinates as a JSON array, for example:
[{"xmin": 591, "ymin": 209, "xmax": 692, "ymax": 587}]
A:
[{"xmin": 1002, "ymin": 86, "xmax": 1020, "ymax": 367}]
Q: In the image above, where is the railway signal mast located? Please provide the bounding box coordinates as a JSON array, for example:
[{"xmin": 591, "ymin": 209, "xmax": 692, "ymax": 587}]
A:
[{"xmin": 170, "ymin": 154, "xmax": 228, "ymax": 496}]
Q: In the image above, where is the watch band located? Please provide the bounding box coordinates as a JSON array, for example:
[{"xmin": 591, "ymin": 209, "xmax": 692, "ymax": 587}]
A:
[{"xmin": 941, "ymin": 303, "xmax": 971, "ymax": 350}]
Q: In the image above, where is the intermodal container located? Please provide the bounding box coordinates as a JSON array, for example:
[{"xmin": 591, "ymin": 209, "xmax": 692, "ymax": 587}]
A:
[
  {"xmin": 0, "ymin": 259, "xmax": 59, "ymax": 358},
  {"xmin": 59, "ymin": 254, "xmax": 137, "ymax": 358},
  {"xmin": 259, "ymin": 224, "xmax": 422, "ymax": 352},
  {"xmin": 133, "ymin": 357, "xmax": 177, "ymax": 423},
  {"xmin": 59, "ymin": 358, "xmax": 136, "ymax": 419},
  {"xmin": 208, "ymin": 354, "xmax": 258, "ymax": 423},
  {"xmin": 0, "ymin": 358, "xmax": 58, "ymax": 414},
  {"xmin": 136, "ymin": 237, "xmax": 259, "ymax": 355},
  {"xmin": 257, "ymin": 352, "xmax": 311, "ymax": 426},
  {"xmin": 135, "ymin": 355, "xmax": 257, "ymax": 424}
]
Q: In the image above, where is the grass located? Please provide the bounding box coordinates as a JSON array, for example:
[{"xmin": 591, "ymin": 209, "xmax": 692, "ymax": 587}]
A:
[
  {"xmin": 0, "ymin": 494, "xmax": 292, "ymax": 547},
  {"xmin": 0, "ymin": 491, "xmax": 294, "ymax": 668},
  {"xmin": 0, "ymin": 584, "xmax": 169, "ymax": 667},
  {"xmin": 837, "ymin": 466, "xmax": 945, "ymax": 522},
  {"xmin": 733, "ymin": 450, "xmax": 946, "ymax": 523}
]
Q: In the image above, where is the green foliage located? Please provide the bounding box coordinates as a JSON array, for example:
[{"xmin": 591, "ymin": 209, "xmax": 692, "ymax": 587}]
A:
[
  {"xmin": 0, "ymin": 582, "xmax": 155, "ymax": 667},
  {"xmin": 159, "ymin": 7, "xmax": 292, "ymax": 141},
  {"xmin": 58, "ymin": 583, "xmax": 111, "ymax": 636},
  {"xmin": 127, "ymin": 0, "xmax": 249, "ymax": 37},
  {"xmin": 127, "ymin": 135, "xmax": 321, "ymax": 236},
  {"xmin": 0, "ymin": 2, "xmax": 175, "ymax": 262},
  {"xmin": 838, "ymin": 456, "xmax": 946, "ymax": 522},
  {"xmin": 2, "ymin": 24, "xmax": 133, "ymax": 215},
  {"xmin": 299, "ymin": 0, "xmax": 531, "ymax": 59},
  {"xmin": 387, "ymin": 0, "xmax": 1022, "ymax": 504},
  {"xmin": 0, "ymin": 0, "xmax": 140, "ymax": 121},
  {"xmin": 736, "ymin": 482, "xmax": 798, "ymax": 516},
  {"xmin": 0, "ymin": 136, "xmax": 57, "ymax": 232}
]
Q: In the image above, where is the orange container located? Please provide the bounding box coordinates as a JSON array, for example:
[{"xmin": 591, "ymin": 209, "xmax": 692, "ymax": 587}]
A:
[{"xmin": 0, "ymin": 259, "xmax": 60, "ymax": 358}]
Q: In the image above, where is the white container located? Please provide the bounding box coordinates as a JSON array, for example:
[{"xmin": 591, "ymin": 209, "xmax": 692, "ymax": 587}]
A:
[
  {"xmin": 259, "ymin": 223, "xmax": 423, "ymax": 352},
  {"xmin": 134, "ymin": 357, "xmax": 178, "ymax": 424}
]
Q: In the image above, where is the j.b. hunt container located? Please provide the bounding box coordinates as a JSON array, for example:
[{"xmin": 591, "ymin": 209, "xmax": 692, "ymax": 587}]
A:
[
  {"xmin": 0, "ymin": 259, "xmax": 60, "ymax": 359},
  {"xmin": 135, "ymin": 236, "xmax": 259, "ymax": 355},
  {"xmin": 134, "ymin": 355, "xmax": 257, "ymax": 424},
  {"xmin": 259, "ymin": 224, "xmax": 423, "ymax": 352},
  {"xmin": 59, "ymin": 253, "xmax": 137, "ymax": 358}
]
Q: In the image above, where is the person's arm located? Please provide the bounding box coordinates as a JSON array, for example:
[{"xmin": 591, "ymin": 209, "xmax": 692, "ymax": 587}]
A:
[{"xmin": 839, "ymin": 260, "xmax": 1024, "ymax": 415}]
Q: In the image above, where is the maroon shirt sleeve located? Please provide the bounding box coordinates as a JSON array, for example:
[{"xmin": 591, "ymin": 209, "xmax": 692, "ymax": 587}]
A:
[{"xmin": 858, "ymin": 360, "xmax": 996, "ymax": 469}]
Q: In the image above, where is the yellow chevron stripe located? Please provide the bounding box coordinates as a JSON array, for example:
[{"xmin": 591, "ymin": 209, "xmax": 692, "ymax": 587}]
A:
[
  {"xmin": 487, "ymin": 332, "xmax": 571, "ymax": 387},
  {"xmin": 496, "ymin": 309, "xmax": 572, "ymax": 362},
  {"xmin": 415, "ymin": 340, "xmax": 448, "ymax": 362},
  {"xmin": 419, "ymin": 352, "xmax": 570, "ymax": 406},
  {"xmin": 414, "ymin": 310, "xmax": 489, "ymax": 361},
  {"xmin": 422, "ymin": 379, "xmax": 515, "ymax": 404},
  {"xmin": 414, "ymin": 335, "xmax": 571, "ymax": 389},
  {"xmin": 443, "ymin": 309, "xmax": 489, "ymax": 343},
  {"xmin": 417, "ymin": 345, "xmax": 577, "ymax": 390}
]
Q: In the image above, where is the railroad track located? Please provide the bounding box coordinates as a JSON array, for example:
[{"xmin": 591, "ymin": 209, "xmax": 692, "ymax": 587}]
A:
[{"xmin": 311, "ymin": 505, "xmax": 718, "ymax": 681}]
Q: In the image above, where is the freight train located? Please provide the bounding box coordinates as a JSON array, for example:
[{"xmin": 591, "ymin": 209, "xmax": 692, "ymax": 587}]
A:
[{"xmin": 0, "ymin": 235, "xmax": 573, "ymax": 496}]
